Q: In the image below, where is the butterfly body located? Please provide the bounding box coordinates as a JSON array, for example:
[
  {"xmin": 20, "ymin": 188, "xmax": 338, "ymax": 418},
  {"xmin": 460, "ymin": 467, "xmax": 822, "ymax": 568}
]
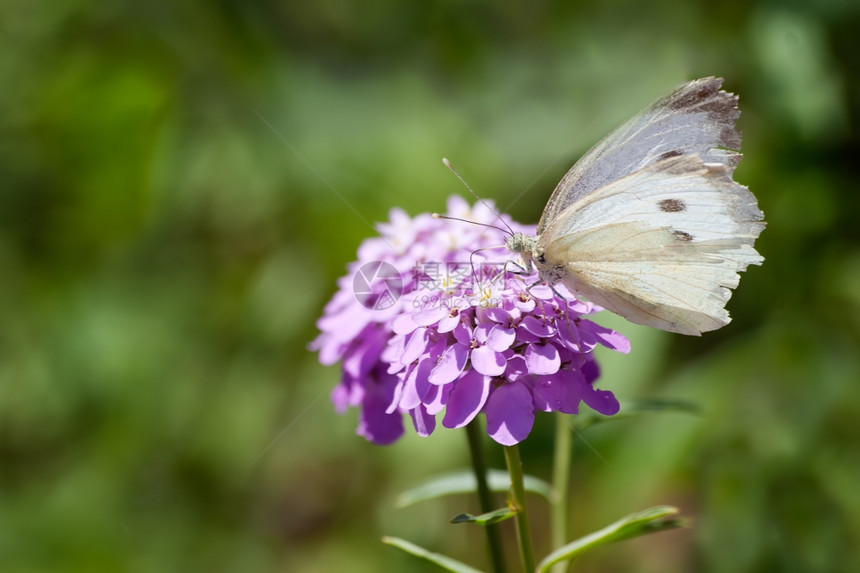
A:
[{"xmin": 507, "ymin": 78, "xmax": 765, "ymax": 336}]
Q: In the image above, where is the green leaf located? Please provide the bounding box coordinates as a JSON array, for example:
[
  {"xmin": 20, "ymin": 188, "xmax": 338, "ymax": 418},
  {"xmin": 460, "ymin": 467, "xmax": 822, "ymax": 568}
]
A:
[
  {"xmin": 450, "ymin": 507, "xmax": 516, "ymax": 525},
  {"xmin": 396, "ymin": 469, "xmax": 552, "ymax": 507},
  {"xmin": 537, "ymin": 506, "xmax": 686, "ymax": 572},
  {"xmin": 382, "ymin": 536, "xmax": 485, "ymax": 573}
]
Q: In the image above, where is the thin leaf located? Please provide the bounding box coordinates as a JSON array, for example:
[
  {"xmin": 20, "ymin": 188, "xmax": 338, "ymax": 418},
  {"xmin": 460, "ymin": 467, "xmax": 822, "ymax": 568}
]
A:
[
  {"xmin": 451, "ymin": 507, "xmax": 516, "ymax": 525},
  {"xmin": 382, "ymin": 536, "xmax": 485, "ymax": 573},
  {"xmin": 537, "ymin": 506, "xmax": 686, "ymax": 572},
  {"xmin": 396, "ymin": 469, "xmax": 552, "ymax": 507}
]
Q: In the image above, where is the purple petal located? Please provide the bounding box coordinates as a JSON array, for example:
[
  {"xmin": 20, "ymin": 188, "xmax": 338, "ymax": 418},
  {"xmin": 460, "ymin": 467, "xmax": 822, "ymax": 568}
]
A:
[
  {"xmin": 525, "ymin": 343, "xmax": 561, "ymax": 375},
  {"xmin": 442, "ymin": 370, "xmax": 491, "ymax": 429},
  {"xmin": 515, "ymin": 327, "xmax": 541, "ymax": 344},
  {"xmin": 356, "ymin": 371, "xmax": 405, "ymax": 445},
  {"xmin": 447, "ymin": 194, "xmax": 471, "ymax": 215},
  {"xmin": 520, "ymin": 316, "xmax": 554, "ymax": 337},
  {"xmin": 529, "ymin": 284, "xmax": 555, "ymax": 300},
  {"xmin": 487, "ymin": 325, "xmax": 516, "ymax": 352},
  {"xmin": 356, "ymin": 336, "xmax": 388, "ymax": 377},
  {"xmin": 471, "ymin": 345, "xmax": 506, "ymax": 376},
  {"xmin": 401, "ymin": 327, "xmax": 429, "ymax": 365},
  {"xmin": 554, "ymin": 318, "xmax": 581, "ymax": 352},
  {"xmin": 486, "ymin": 382, "xmax": 535, "ymax": 446},
  {"xmin": 428, "ymin": 343, "xmax": 468, "ymax": 385},
  {"xmin": 392, "ymin": 313, "xmax": 421, "ymax": 335},
  {"xmin": 384, "ymin": 335, "xmax": 408, "ymax": 374},
  {"xmin": 533, "ymin": 369, "xmax": 584, "ymax": 414},
  {"xmin": 438, "ymin": 311, "xmax": 461, "ymax": 333},
  {"xmin": 385, "ymin": 377, "xmax": 404, "ymax": 414},
  {"xmin": 316, "ymin": 301, "xmax": 369, "ymax": 342},
  {"xmin": 313, "ymin": 331, "xmax": 344, "ymax": 367},
  {"xmin": 336, "ymin": 371, "xmax": 363, "ymax": 409},
  {"xmin": 424, "ymin": 383, "xmax": 451, "ymax": 415},
  {"xmin": 588, "ymin": 322, "xmax": 631, "ymax": 353},
  {"xmin": 576, "ymin": 319, "xmax": 629, "ymax": 353},
  {"xmin": 504, "ymin": 355, "xmax": 528, "ymax": 383},
  {"xmin": 426, "ymin": 335, "xmax": 451, "ymax": 362},
  {"xmin": 555, "ymin": 345, "xmax": 582, "ymax": 368},
  {"xmin": 565, "ymin": 297, "xmax": 593, "ymax": 314},
  {"xmin": 474, "ymin": 323, "xmax": 492, "ymax": 344},
  {"xmin": 482, "ymin": 306, "xmax": 510, "ymax": 324},
  {"xmin": 398, "ymin": 359, "xmax": 434, "ymax": 410},
  {"xmin": 330, "ymin": 383, "xmax": 349, "ymax": 413},
  {"xmin": 342, "ymin": 327, "xmax": 386, "ymax": 378},
  {"xmin": 549, "ymin": 282, "xmax": 573, "ymax": 298},
  {"xmin": 512, "ymin": 294, "xmax": 536, "ymax": 313},
  {"xmin": 413, "ymin": 306, "xmax": 448, "ymax": 326},
  {"xmin": 581, "ymin": 384, "xmax": 620, "ymax": 416},
  {"xmin": 410, "ymin": 404, "xmax": 436, "ymax": 437},
  {"xmin": 582, "ymin": 355, "xmax": 600, "ymax": 383},
  {"xmin": 452, "ymin": 321, "xmax": 472, "ymax": 346}
]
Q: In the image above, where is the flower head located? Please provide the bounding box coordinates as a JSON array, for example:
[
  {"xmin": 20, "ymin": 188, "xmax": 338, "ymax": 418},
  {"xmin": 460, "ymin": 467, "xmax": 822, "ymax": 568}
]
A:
[{"xmin": 310, "ymin": 196, "xmax": 630, "ymax": 445}]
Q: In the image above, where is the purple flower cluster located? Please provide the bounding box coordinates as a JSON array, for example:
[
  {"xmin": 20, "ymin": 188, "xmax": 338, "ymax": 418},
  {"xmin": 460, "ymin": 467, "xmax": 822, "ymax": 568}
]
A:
[{"xmin": 310, "ymin": 196, "xmax": 629, "ymax": 446}]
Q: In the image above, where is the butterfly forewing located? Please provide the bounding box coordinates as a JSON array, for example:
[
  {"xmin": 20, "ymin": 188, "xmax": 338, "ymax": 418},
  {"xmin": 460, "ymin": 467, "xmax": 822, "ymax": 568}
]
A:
[{"xmin": 537, "ymin": 77, "xmax": 742, "ymax": 234}]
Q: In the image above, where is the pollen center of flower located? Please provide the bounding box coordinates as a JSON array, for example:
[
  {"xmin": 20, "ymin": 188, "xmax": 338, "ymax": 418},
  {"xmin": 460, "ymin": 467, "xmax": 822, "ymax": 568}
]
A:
[{"xmin": 478, "ymin": 286, "xmax": 496, "ymax": 307}]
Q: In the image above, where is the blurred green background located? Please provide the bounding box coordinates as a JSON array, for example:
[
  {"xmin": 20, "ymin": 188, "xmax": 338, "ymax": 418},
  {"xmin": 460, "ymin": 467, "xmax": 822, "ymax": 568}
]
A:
[{"xmin": 2, "ymin": 1, "xmax": 859, "ymax": 572}]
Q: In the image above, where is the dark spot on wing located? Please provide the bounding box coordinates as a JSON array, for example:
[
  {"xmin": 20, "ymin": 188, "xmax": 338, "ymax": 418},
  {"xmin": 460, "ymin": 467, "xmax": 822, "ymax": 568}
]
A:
[
  {"xmin": 673, "ymin": 230, "xmax": 693, "ymax": 241},
  {"xmin": 658, "ymin": 150, "xmax": 683, "ymax": 161},
  {"xmin": 658, "ymin": 198, "xmax": 686, "ymax": 213}
]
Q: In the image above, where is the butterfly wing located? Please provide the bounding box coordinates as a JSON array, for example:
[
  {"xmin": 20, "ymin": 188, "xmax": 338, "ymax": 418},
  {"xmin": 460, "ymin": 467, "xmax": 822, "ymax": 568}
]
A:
[
  {"xmin": 538, "ymin": 154, "xmax": 764, "ymax": 335},
  {"xmin": 538, "ymin": 77, "xmax": 741, "ymax": 234}
]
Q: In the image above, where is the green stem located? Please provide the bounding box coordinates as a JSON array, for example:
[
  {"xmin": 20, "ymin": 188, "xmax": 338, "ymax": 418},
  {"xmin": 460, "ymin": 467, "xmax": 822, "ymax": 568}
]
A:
[
  {"xmin": 504, "ymin": 444, "xmax": 535, "ymax": 573},
  {"xmin": 550, "ymin": 413, "xmax": 573, "ymax": 573},
  {"xmin": 465, "ymin": 419, "xmax": 506, "ymax": 573}
]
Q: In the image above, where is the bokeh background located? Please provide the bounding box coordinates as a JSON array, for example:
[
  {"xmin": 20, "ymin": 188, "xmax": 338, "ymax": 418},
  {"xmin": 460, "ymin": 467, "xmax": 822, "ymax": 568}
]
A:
[{"xmin": 2, "ymin": 1, "xmax": 859, "ymax": 572}]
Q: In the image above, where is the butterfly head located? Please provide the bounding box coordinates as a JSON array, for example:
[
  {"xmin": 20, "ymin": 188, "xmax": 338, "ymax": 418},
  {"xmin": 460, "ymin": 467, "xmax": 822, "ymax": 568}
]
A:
[{"xmin": 505, "ymin": 232, "xmax": 537, "ymax": 260}]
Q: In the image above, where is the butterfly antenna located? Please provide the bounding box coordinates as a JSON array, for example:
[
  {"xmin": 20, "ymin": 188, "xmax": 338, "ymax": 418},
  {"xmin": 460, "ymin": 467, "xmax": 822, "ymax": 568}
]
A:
[
  {"xmin": 441, "ymin": 158, "xmax": 516, "ymax": 235},
  {"xmin": 431, "ymin": 212, "xmax": 511, "ymax": 236}
]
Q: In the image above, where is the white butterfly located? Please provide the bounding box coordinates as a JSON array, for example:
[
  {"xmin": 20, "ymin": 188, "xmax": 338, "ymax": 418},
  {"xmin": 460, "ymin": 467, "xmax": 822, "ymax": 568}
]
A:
[{"xmin": 507, "ymin": 77, "xmax": 765, "ymax": 336}]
